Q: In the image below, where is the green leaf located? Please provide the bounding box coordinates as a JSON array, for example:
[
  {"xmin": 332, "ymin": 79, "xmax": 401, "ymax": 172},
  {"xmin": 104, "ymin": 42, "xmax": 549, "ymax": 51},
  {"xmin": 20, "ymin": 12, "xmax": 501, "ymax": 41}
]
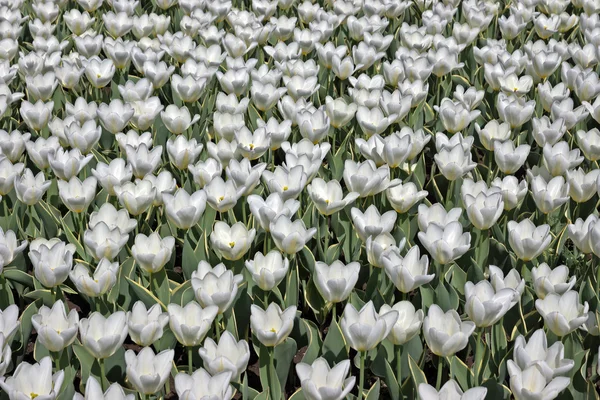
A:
[
  {"xmin": 288, "ymin": 389, "xmax": 306, "ymax": 400},
  {"xmin": 274, "ymin": 337, "xmax": 297, "ymax": 388},
  {"xmin": 148, "ymin": 268, "xmax": 171, "ymax": 306},
  {"xmin": 365, "ymin": 379, "xmax": 381, "ymax": 400},
  {"xmin": 259, "ymin": 344, "xmax": 281, "ymax": 400},
  {"xmin": 285, "ymin": 264, "xmax": 299, "ymax": 309},
  {"xmin": 3, "ymin": 268, "xmax": 34, "ymax": 288},
  {"xmin": 322, "ymin": 319, "xmax": 348, "ymax": 364},
  {"xmin": 408, "ymin": 355, "xmax": 427, "ymax": 387},
  {"xmin": 126, "ymin": 276, "xmax": 167, "ymax": 311}
]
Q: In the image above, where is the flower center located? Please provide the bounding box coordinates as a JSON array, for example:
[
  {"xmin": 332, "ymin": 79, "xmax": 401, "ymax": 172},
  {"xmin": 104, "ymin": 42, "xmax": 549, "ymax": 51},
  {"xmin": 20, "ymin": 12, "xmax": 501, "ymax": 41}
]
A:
[
  {"xmin": 229, "ymin": 242, "xmax": 235, "ymax": 248},
  {"xmin": 282, "ymin": 186, "xmax": 288, "ymax": 191}
]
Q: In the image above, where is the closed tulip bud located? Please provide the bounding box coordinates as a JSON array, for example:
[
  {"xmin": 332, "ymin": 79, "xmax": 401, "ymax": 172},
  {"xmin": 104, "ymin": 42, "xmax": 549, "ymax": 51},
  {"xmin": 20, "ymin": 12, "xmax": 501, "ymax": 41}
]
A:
[
  {"xmin": 89, "ymin": 203, "xmax": 137, "ymax": 235},
  {"xmin": 29, "ymin": 240, "xmax": 75, "ymax": 288},
  {"xmin": 0, "ymin": 357, "xmax": 64, "ymax": 400},
  {"xmin": 199, "ymin": 331, "xmax": 250, "ymax": 381},
  {"xmin": 296, "ymin": 358, "xmax": 356, "ymax": 400},
  {"xmin": 532, "ymin": 263, "xmax": 576, "ymax": 300},
  {"xmin": 131, "ymin": 232, "xmax": 175, "ymax": 274},
  {"xmin": 418, "ymin": 221, "xmax": 471, "ymax": 265},
  {"xmin": 419, "ymin": 381, "xmax": 487, "ymax": 400},
  {"xmin": 493, "ymin": 140, "xmax": 530, "ymax": 174},
  {"xmin": 125, "ymin": 347, "xmax": 174, "ymax": 395},
  {"xmin": 245, "ymin": 251, "xmax": 289, "ymax": 291},
  {"xmin": 174, "ymin": 369, "xmax": 233, "ymax": 400},
  {"xmin": 70, "ymin": 258, "xmax": 119, "ymax": 298},
  {"xmin": 384, "ymin": 244, "xmax": 433, "ymax": 291},
  {"xmin": 248, "ymin": 193, "xmax": 300, "ymax": 232},
  {"xmin": 250, "ymin": 303, "xmax": 296, "ymax": 347},
  {"xmin": 508, "ymin": 220, "xmax": 551, "ymax": 261},
  {"xmin": 163, "ymin": 188, "xmax": 207, "ymax": 229},
  {"xmin": 74, "ymin": 377, "xmax": 135, "ymax": 400},
  {"xmin": 340, "ymin": 301, "xmax": 398, "ymax": 352},
  {"xmin": 127, "ymin": 301, "xmax": 169, "ymax": 347},
  {"xmin": 79, "ymin": 311, "xmax": 128, "ymax": 359},
  {"xmin": 0, "ymin": 304, "xmax": 19, "ymax": 346},
  {"xmin": 567, "ymin": 215, "xmax": 597, "ymax": 254},
  {"xmin": 209, "ymin": 221, "xmax": 255, "ymax": 261},
  {"xmin": 381, "ymin": 301, "xmax": 424, "ymax": 345},
  {"xmin": 536, "ymin": 291, "xmax": 589, "ymax": 336},
  {"xmin": 513, "ymin": 329, "xmax": 574, "ymax": 379},
  {"xmin": 168, "ymin": 302, "xmax": 218, "ymax": 347}
]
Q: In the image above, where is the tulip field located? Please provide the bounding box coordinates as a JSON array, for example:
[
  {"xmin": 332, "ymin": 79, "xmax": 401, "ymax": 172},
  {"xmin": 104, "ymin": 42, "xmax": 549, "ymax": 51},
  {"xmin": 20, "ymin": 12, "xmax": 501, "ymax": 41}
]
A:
[{"xmin": 3, "ymin": 0, "xmax": 600, "ymax": 398}]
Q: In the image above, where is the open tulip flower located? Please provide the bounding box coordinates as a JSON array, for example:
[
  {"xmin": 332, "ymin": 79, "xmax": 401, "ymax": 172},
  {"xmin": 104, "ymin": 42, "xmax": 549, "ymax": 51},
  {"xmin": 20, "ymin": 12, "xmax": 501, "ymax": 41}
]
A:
[{"xmin": 2, "ymin": 0, "xmax": 600, "ymax": 398}]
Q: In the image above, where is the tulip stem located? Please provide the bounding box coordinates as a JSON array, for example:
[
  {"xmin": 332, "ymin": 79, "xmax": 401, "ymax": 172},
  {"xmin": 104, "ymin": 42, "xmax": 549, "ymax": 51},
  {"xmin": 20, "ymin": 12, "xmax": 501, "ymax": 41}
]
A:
[
  {"xmin": 435, "ymin": 356, "xmax": 443, "ymax": 390},
  {"xmin": 358, "ymin": 351, "xmax": 366, "ymax": 400},
  {"xmin": 395, "ymin": 346, "xmax": 403, "ymax": 387},
  {"xmin": 474, "ymin": 328, "xmax": 483, "ymax": 386},
  {"xmin": 331, "ymin": 303, "xmax": 337, "ymax": 324},
  {"xmin": 99, "ymin": 358, "xmax": 107, "ymax": 391},
  {"xmin": 188, "ymin": 346, "xmax": 194, "ymax": 374},
  {"xmin": 215, "ymin": 314, "xmax": 222, "ymax": 341}
]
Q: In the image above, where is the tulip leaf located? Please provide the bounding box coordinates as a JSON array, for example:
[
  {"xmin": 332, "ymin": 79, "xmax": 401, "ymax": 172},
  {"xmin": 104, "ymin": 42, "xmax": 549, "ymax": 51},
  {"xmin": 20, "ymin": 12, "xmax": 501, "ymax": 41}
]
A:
[
  {"xmin": 171, "ymin": 280, "xmax": 194, "ymax": 305},
  {"xmin": 16, "ymin": 300, "xmax": 40, "ymax": 353},
  {"xmin": 288, "ymin": 389, "xmax": 305, "ymax": 400},
  {"xmin": 449, "ymin": 355, "xmax": 473, "ymax": 390},
  {"xmin": 296, "ymin": 318, "xmax": 322, "ymax": 365},
  {"xmin": 303, "ymin": 278, "xmax": 327, "ymax": 324},
  {"xmin": 3, "ymin": 268, "xmax": 34, "ymax": 288},
  {"xmin": 126, "ymin": 276, "xmax": 167, "ymax": 311},
  {"xmin": 147, "ymin": 268, "xmax": 171, "ymax": 306},
  {"xmin": 322, "ymin": 318, "xmax": 348, "ymax": 365},
  {"xmin": 365, "ymin": 379, "xmax": 381, "ymax": 400},
  {"xmin": 232, "ymin": 377, "xmax": 261, "ymax": 400},
  {"xmin": 408, "ymin": 354, "xmax": 427, "ymax": 388},
  {"xmin": 107, "ymin": 257, "xmax": 135, "ymax": 311},
  {"xmin": 285, "ymin": 264, "xmax": 299, "ymax": 308},
  {"xmin": 183, "ymin": 230, "xmax": 202, "ymax": 279},
  {"xmin": 61, "ymin": 214, "xmax": 89, "ymax": 262},
  {"xmin": 274, "ymin": 337, "xmax": 297, "ymax": 389},
  {"xmin": 259, "ymin": 344, "xmax": 282, "ymax": 400}
]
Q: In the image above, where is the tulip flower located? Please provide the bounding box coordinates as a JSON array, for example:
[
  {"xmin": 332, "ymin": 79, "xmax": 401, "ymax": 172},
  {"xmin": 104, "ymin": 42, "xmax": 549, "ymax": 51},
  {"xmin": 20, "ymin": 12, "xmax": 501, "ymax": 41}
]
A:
[
  {"xmin": 382, "ymin": 246, "xmax": 433, "ymax": 293},
  {"xmin": 168, "ymin": 302, "xmax": 218, "ymax": 347},
  {"xmin": 73, "ymin": 377, "xmax": 135, "ymax": 400},
  {"xmin": 380, "ymin": 301, "xmax": 423, "ymax": 346},
  {"xmin": 314, "ymin": 260, "xmax": 360, "ymax": 304},
  {"xmin": 29, "ymin": 240, "xmax": 76, "ymax": 288},
  {"xmin": 127, "ymin": 301, "xmax": 169, "ymax": 347},
  {"xmin": 307, "ymin": 178, "xmax": 359, "ymax": 215},
  {"xmin": 209, "ymin": 221, "xmax": 255, "ymax": 261},
  {"xmin": 0, "ymin": 357, "xmax": 64, "ymax": 400},
  {"xmin": 567, "ymin": 215, "xmax": 597, "ymax": 254},
  {"xmin": 245, "ymin": 251, "xmax": 289, "ymax": 291},
  {"xmin": 125, "ymin": 347, "xmax": 174, "ymax": 395},
  {"xmin": 296, "ymin": 358, "xmax": 356, "ymax": 400},
  {"xmin": 250, "ymin": 303, "xmax": 296, "ymax": 347},
  {"xmin": 269, "ymin": 214, "xmax": 317, "ymax": 254},
  {"xmin": 0, "ymin": 227, "xmax": 27, "ymax": 272},
  {"xmin": 248, "ymin": 193, "xmax": 300, "ymax": 232},
  {"xmin": 198, "ymin": 331, "xmax": 251, "ymax": 381},
  {"xmin": 32, "ymin": 300, "xmax": 79, "ymax": 352},
  {"xmin": 340, "ymin": 301, "xmax": 398, "ymax": 352},
  {"xmin": 350, "ymin": 204, "xmax": 396, "ymax": 242},
  {"xmin": 418, "ymin": 221, "xmax": 471, "ymax": 265},
  {"xmin": 418, "ymin": 381, "xmax": 487, "ymax": 400},
  {"xmin": 163, "ymin": 188, "xmax": 207, "ymax": 229},
  {"xmin": 508, "ymin": 220, "xmax": 551, "ymax": 261},
  {"xmin": 79, "ymin": 311, "xmax": 128, "ymax": 359},
  {"xmin": 532, "ymin": 263, "xmax": 576, "ymax": 299},
  {"xmin": 174, "ymin": 369, "xmax": 233, "ymax": 400},
  {"xmin": 464, "ymin": 280, "xmax": 517, "ymax": 327},
  {"xmin": 191, "ymin": 261, "xmax": 243, "ymax": 314},
  {"xmin": 84, "ymin": 222, "xmax": 129, "ymax": 261},
  {"xmin": 131, "ymin": 232, "xmax": 175, "ymax": 274},
  {"xmin": 507, "ymin": 361, "xmax": 570, "ymax": 400},
  {"xmin": 513, "ymin": 329, "xmax": 574, "ymax": 378},
  {"xmin": 536, "ymin": 291, "xmax": 589, "ymax": 336},
  {"xmin": 423, "ymin": 304, "xmax": 475, "ymax": 357}
]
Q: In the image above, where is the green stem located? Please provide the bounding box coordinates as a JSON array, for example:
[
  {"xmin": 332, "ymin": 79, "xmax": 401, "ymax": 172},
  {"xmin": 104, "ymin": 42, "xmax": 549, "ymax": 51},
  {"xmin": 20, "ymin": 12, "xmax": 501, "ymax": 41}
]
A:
[
  {"xmin": 99, "ymin": 358, "xmax": 107, "ymax": 391},
  {"xmin": 215, "ymin": 314, "xmax": 222, "ymax": 341},
  {"xmin": 188, "ymin": 346, "xmax": 194, "ymax": 374},
  {"xmin": 436, "ymin": 356, "xmax": 443, "ymax": 390},
  {"xmin": 267, "ymin": 346, "xmax": 276, "ymax": 399},
  {"xmin": 50, "ymin": 350, "xmax": 61, "ymax": 372},
  {"xmin": 331, "ymin": 303, "xmax": 337, "ymax": 324},
  {"xmin": 358, "ymin": 351, "xmax": 366, "ymax": 400},
  {"xmin": 474, "ymin": 328, "xmax": 483, "ymax": 386},
  {"xmin": 395, "ymin": 346, "xmax": 402, "ymax": 387}
]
